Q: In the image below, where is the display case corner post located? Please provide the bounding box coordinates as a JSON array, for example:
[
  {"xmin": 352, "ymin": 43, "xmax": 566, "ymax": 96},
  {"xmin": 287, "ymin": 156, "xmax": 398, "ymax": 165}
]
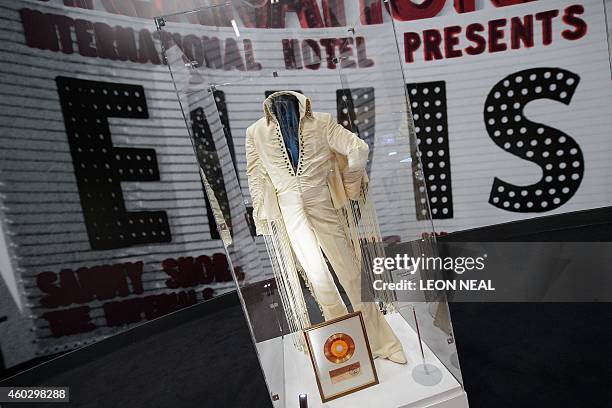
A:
[{"xmin": 154, "ymin": 16, "xmax": 166, "ymax": 31}]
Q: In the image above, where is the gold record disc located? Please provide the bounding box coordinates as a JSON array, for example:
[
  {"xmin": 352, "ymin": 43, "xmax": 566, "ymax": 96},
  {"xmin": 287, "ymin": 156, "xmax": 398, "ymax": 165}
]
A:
[{"xmin": 324, "ymin": 333, "xmax": 356, "ymax": 364}]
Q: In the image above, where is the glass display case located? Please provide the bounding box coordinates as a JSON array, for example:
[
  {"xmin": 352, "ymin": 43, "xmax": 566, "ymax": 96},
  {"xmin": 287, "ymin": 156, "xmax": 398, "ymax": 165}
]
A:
[{"xmin": 156, "ymin": 3, "xmax": 468, "ymax": 406}]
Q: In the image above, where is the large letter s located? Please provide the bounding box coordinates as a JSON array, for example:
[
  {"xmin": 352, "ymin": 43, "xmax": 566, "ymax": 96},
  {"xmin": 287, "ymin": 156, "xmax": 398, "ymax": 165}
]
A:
[{"xmin": 484, "ymin": 68, "xmax": 584, "ymax": 213}]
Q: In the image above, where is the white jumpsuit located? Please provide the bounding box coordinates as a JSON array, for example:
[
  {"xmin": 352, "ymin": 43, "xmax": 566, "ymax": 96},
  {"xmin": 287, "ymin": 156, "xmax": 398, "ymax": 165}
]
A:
[{"xmin": 246, "ymin": 91, "xmax": 403, "ymax": 359}]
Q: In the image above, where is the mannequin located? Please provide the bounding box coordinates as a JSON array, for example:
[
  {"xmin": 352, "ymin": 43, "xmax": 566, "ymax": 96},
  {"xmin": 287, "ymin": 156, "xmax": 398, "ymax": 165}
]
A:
[{"xmin": 246, "ymin": 91, "xmax": 407, "ymax": 364}]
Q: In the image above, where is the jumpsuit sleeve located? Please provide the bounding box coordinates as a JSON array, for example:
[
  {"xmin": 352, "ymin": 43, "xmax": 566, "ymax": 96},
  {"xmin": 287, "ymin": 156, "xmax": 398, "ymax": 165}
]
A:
[
  {"xmin": 325, "ymin": 113, "xmax": 369, "ymax": 172},
  {"xmin": 325, "ymin": 113, "xmax": 369, "ymax": 199},
  {"xmin": 245, "ymin": 126, "xmax": 270, "ymax": 235}
]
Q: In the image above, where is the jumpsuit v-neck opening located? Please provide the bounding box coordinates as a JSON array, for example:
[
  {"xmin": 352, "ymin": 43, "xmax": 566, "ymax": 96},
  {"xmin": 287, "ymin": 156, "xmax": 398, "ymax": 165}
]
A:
[{"xmin": 270, "ymin": 95, "xmax": 300, "ymax": 172}]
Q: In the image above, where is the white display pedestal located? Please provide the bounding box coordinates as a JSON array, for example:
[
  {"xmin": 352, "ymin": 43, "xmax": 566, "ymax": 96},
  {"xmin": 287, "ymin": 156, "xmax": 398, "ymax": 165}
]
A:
[{"xmin": 257, "ymin": 313, "xmax": 469, "ymax": 408}]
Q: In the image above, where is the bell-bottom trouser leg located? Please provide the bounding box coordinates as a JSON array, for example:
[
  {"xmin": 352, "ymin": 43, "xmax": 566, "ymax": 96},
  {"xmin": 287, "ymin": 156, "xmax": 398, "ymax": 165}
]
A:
[{"xmin": 278, "ymin": 191, "xmax": 403, "ymax": 358}]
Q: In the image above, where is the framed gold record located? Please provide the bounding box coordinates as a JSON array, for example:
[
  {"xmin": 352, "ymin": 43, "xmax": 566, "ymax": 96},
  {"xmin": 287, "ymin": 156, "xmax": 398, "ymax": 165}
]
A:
[
  {"xmin": 324, "ymin": 333, "xmax": 356, "ymax": 364},
  {"xmin": 303, "ymin": 311, "xmax": 378, "ymax": 402}
]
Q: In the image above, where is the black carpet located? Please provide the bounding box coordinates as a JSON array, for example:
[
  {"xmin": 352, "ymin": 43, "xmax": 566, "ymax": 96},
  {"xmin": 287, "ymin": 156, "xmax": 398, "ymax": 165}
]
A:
[
  {"xmin": 1, "ymin": 293, "xmax": 272, "ymax": 408},
  {"xmin": 3, "ymin": 298, "xmax": 612, "ymax": 407},
  {"xmin": 446, "ymin": 207, "xmax": 612, "ymax": 407},
  {"xmin": 450, "ymin": 302, "xmax": 612, "ymax": 407}
]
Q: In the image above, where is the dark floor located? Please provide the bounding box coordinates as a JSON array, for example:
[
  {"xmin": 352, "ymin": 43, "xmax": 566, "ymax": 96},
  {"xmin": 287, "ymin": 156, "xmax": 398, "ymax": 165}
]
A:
[
  {"xmin": 1, "ymin": 293, "xmax": 272, "ymax": 408},
  {"xmin": 450, "ymin": 302, "xmax": 612, "ymax": 407},
  {"xmin": 446, "ymin": 207, "xmax": 612, "ymax": 407},
  {"xmin": 4, "ymin": 297, "xmax": 612, "ymax": 408}
]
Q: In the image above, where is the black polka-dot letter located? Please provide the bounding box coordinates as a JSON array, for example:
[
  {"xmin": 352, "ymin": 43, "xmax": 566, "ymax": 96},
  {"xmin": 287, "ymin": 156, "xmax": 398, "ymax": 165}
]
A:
[
  {"xmin": 485, "ymin": 68, "xmax": 583, "ymax": 213},
  {"xmin": 56, "ymin": 77, "xmax": 171, "ymax": 250},
  {"xmin": 337, "ymin": 88, "xmax": 375, "ymax": 174},
  {"xmin": 407, "ymin": 81, "xmax": 453, "ymax": 219},
  {"xmin": 190, "ymin": 107, "xmax": 232, "ymax": 239}
]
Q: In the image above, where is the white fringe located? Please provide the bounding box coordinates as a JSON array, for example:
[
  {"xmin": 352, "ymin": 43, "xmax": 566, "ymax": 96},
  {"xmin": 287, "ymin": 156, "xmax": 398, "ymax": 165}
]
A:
[{"xmin": 263, "ymin": 220, "xmax": 310, "ymax": 351}]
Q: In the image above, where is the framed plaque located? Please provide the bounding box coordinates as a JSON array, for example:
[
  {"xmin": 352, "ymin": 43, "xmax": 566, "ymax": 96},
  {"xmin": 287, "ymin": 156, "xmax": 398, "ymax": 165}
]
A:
[{"xmin": 303, "ymin": 311, "xmax": 378, "ymax": 402}]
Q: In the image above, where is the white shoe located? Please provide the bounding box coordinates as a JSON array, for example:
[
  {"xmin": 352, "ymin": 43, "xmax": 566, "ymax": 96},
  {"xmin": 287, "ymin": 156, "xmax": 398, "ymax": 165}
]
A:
[{"xmin": 386, "ymin": 350, "xmax": 408, "ymax": 364}]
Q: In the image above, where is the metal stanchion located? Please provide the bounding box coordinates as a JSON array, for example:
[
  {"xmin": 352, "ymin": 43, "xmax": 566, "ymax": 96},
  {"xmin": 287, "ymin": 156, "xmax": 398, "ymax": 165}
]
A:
[{"xmin": 298, "ymin": 393, "xmax": 308, "ymax": 408}]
